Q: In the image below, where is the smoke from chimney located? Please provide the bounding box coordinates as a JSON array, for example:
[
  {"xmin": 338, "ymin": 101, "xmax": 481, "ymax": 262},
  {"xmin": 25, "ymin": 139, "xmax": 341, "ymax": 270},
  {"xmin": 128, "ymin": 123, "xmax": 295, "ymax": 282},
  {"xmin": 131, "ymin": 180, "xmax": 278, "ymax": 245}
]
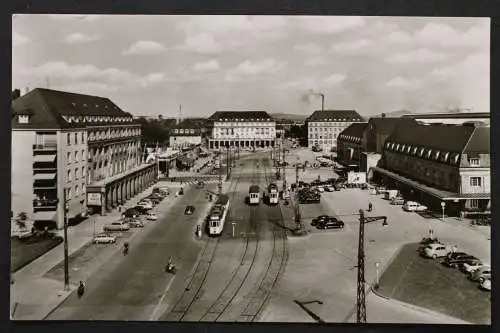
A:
[{"xmin": 301, "ymin": 89, "xmax": 325, "ymax": 111}]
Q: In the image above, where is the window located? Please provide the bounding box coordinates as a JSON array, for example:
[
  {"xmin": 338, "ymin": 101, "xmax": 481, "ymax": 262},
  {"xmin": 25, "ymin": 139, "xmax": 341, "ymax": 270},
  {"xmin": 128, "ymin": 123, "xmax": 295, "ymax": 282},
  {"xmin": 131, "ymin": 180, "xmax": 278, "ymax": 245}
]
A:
[
  {"xmin": 81, "ymin": 166, "xmax": 85, "ymax": 178},
  {"xmin": 81, "ymin": 132, "xmax": 85, "ymax": 143},
  {"xmin": 74, "ymin": 168, "xmax": 78, "ymax": 179},
  {"xmin": 67, "ymin": 133, "xmax": 71, "ymax": 145},
  {"xmin": 470, "ymin": 199, "xmax": 479, "ymax": 208},
  {"xmin": 67, "ymin": 170, "xmax": 72, "ymax": 182},
  {"xmin": 18, "ymin": 115, "xmax": 30, "ymax": 124},
  {"xmin": 412, "ymin": 147, "xmax": 418, "ymax": 155},
  {"xmin": 67, "ymin": 187, "xmax": 72, "ymax": 200},
  {"xmin": 470, "ymin": 177, "xmax": 482, "ymax": 187},
  {"xmin": 75, "ymin": 185, "xmax": 79, "ymax": 196},
  {"xmin": 74, "ymin": 133, "xmax": 78, "ymax": 145},
  {"xmin": 75, "ymin": 151, "xmax": 78, "ymax": 162},
  {"xmin": 469, "ymin": 158, "xmax": 480, "ymax": 166},
  {"xmin": 82, "ymin": 149, "xmax": 85, "ymax": 161},
  {"xmin": 67, "ymin": 152, "xmax": 71, "ymax": 163}
]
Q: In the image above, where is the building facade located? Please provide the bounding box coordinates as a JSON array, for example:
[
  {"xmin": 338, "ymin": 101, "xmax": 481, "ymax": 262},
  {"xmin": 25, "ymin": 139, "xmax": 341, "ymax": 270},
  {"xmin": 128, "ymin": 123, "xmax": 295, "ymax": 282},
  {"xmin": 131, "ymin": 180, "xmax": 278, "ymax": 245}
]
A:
[
  {"xmin": 336, "ymin": 122, "xmax": 368, "ymax": 170},
  {"xmin": 207, "ymin": 111, "xmax": 276, "ymax": 150},
  {"xmin": 169, "ymin": 119, "xmax": 203, "ymax": 149},
  {"xmin": 306, "ymin": 110, "xmax": 364, "ymax": 151},
  {"xmin": 11, "ymin": 88, "xmax": 157, "ymax": 231},
  {"xmin": 372, "ymin": 121, "xmax": 490, "ymax": 216}
]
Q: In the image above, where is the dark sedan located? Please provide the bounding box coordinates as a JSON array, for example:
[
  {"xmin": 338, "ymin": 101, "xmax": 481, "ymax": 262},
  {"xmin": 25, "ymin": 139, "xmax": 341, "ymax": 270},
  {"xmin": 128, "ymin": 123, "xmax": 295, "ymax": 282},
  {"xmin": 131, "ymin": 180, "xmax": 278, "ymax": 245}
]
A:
[
  {"xmin": 184, "ymin": 205, "xmax": 195, "ymax": 215},
  {"xmin": 316, "ymin": 218, "xmax": 344, "ymax": 230},
  {"xmin": 442, "ymin": 255, "xmax": 479, "ymax": 268},
  {"xmin": 311, "ymin": 215, "xmax": 330, "ymax": 226}
]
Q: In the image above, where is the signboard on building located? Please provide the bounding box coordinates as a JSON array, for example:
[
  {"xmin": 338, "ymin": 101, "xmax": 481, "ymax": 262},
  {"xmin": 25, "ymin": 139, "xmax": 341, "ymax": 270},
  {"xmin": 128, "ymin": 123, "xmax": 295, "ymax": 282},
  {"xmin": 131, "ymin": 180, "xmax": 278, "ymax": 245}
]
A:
[
  {"xmin": 347, "ymin": 171, "xmax": 367, "ymax": 185},
  {"xmin": 87, "ymin": 193, "xmax": 102, "ymax": 206}
]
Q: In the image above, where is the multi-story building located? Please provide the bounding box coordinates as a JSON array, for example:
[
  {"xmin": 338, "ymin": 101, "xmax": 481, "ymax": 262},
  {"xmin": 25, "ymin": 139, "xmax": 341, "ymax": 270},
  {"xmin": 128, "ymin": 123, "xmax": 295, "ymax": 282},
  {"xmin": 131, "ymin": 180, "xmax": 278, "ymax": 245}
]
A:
[
  {"xmin": 169, "ymin": 119, "xmax": 203, "ymax": 150},
  {"xmin": 207, "ymin": 111, "xmax": 276, "ymax": 150},
  {"xmin": 11, "ymin": 88, "xmax": 158, "ymax": 231},
  {"xmin": 371, "ymin": 121, "xmax": 490, "ymax": 216},
  {"xmin": 336, "ymin": 122, "xmax": 368, "ymax": 170},
  {"xmin": 306, "ymin": 110, "xmax": 364, "ymax": 152}
]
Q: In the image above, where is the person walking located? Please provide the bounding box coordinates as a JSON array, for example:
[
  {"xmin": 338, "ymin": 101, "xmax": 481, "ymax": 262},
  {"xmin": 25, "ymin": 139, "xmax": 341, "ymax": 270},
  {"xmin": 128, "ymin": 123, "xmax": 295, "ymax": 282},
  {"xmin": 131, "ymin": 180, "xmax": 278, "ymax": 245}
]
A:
[{"xmin": 368, "ymin": 202, "xmax": 373, "ymax": 212}]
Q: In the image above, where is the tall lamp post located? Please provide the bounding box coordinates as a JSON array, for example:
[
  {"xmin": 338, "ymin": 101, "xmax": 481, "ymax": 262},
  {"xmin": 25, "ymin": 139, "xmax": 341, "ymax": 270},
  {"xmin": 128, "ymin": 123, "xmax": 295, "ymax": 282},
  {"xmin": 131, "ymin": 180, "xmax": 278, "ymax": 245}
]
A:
[
  {"xmin": 63, "ymin": 188, "xmax": 70, "ymax": 291},
  {"xmin": 441, "ymin": 201, "xmax": 446, "ymax": 221}
]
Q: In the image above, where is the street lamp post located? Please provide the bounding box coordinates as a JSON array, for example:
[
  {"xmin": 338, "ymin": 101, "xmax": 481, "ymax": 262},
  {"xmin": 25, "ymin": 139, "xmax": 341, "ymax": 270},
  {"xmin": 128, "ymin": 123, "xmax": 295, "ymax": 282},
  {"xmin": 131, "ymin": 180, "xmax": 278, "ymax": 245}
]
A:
[
  {"xmin": 232, "ymin": 222, "xmax": 236, "ymax": 238},
  {"xmin": 63, "ymin": 189, "xmax": 70, "ymax": 291},
  {"xmin": 374, "ymin": 262, "xmax": 380, "ymax": 290},
  {"xmin": 441, "ymin": 201, "xmax": 446, "ymax": 221}
]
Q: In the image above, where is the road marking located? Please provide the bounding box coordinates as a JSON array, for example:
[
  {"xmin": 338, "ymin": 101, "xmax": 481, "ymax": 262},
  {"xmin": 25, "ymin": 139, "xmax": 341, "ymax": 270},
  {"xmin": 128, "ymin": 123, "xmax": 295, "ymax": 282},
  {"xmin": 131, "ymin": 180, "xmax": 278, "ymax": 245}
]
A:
[{"xmin": 150, "ymin": 274, "xmax": 176, "ymax": 321}]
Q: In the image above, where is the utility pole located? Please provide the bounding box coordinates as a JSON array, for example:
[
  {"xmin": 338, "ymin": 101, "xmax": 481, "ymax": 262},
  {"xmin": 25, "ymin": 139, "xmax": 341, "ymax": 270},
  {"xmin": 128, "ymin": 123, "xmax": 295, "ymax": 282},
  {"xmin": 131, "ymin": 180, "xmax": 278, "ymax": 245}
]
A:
[
  {"xmin": 226, "ymin": 144, "xmax": 230, "ymax": 179},
  {"xmin": 282, "ymin": 139, "xmax": 287, "ymax": 193},
  {"xmin": 356, "ymin": 210, "xmax": 388, "ymax": 323},
  {"xmin": 63, "ymin": 189, "xmax": 70, "ymax": 291},
  {"xmin": 218, "ymin": 149, "xmax": 222, "ymax": 195}
]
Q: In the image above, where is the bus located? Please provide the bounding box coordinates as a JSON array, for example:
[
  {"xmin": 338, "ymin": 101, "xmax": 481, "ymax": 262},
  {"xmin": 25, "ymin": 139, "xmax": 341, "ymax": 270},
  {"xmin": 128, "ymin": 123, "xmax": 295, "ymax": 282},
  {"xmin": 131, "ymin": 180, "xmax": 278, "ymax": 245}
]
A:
[
  {"xmin": 248, "ymin": 185, "xmax": 260, "ymax": 205},
  {"xmin": 267, "ymin": 183, "xmax": 279, "ymax": 205}
]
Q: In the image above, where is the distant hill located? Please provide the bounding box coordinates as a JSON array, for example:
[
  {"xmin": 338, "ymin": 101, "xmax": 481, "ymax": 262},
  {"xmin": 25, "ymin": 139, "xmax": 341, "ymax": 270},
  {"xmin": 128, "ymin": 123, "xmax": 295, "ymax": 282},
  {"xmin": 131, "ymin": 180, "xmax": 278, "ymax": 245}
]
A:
[
  {"xmin": 271, "ymin": 113, "xmax": 308, "ymax": 121},
  {"xmin": 373, "ymin": 110, "xmax": 414, "ymax": 118}
]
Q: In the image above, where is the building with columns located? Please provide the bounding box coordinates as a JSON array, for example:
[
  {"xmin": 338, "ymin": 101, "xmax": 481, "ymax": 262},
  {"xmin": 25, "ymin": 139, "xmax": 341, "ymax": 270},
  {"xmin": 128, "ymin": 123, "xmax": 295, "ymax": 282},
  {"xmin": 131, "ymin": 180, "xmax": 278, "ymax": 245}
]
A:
[
  {"xmin": 306, "ymin": 110, "xmax": 364, "ymax": 152},
  {"xmin": 207, "ymin": 111, "xmax": 276, "ymax": 150},
  {"xmin": 11, "ymin": 88, "xmax": 157, "ymax": 231}
]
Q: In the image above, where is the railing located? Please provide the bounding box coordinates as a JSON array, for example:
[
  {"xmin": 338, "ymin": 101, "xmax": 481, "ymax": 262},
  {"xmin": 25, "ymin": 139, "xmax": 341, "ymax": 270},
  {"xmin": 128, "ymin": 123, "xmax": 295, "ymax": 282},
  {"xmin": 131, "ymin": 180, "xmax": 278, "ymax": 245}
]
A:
[{"xmin": 33, "ymin": 143, "xmax": 57, "ymax": 150}]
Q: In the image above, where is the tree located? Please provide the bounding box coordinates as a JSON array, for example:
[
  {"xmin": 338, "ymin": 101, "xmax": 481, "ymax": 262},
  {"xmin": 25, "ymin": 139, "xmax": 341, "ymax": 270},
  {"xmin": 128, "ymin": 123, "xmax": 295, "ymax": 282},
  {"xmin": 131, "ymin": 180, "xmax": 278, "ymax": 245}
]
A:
[{"xmin": 15, "ymin": 212, "xmax": 28, "ymax": 230}]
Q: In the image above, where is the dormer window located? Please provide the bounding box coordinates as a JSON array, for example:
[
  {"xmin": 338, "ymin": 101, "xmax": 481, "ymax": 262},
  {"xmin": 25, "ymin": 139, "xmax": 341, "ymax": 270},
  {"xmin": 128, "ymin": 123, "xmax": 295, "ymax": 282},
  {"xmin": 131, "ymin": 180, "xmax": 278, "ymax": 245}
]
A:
[
  {"xmin": 83, "ymin": 103, "xmax": 87, "ymax": 107},
  {"xmin": 18, "ymin": 114, "xmax": 30, "ymax": 124},
  {"xmin": 453, "ymin": 154, "xmax": 460, "ymax": 164},
  {"xmin": 419, "ymin": 148, "xmax": 425, "ymax": 157},
  {"xmin": 412, "ymin": 147, "xmax": 418, "ymax": 155},
  {"xmin": 426, "ymin": 149, "xmax": 433, "ymax": 158},
  {"xmin": 174, "ymin": 129, "xmax": 178, "ymax": 134},
  {"xmin": 442, "ymin": 152, "xmax": 450, "ymax": 162},
  {"xmin": 469, "ymin": 158, "xmax": 480, "ymax": 166},
  {"xmin": 434, "ymin": 151, "xmax": 440, "ymax": 160}
]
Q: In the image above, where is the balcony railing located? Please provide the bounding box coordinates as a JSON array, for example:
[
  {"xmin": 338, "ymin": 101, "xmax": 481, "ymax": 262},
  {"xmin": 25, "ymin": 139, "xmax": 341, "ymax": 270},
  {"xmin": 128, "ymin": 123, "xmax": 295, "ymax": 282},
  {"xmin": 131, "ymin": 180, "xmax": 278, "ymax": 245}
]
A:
[{"xmin": 33, "ymin": 143, "xmax": 57, "ymax": 150}]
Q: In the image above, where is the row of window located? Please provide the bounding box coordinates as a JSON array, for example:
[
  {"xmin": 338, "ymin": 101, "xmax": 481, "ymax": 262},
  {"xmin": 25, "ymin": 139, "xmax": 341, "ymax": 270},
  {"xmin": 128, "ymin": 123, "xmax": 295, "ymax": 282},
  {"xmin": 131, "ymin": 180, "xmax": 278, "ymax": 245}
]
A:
[
  {"xmin": 214, "ymin": 122, "xmax": 274, "ymax": 127},
  {"xmin": 66, "ymin": 132, "xmax": 85, "ymax": 146},
  {"xmin": 215, "ymin": 128, "xmax": 272, "ymax": 134},
  {"xmin": 66, "ymin": 182, "xmax": 86, "ymax": 200},
  {"xmin": 309, "ymin": 133, "xmax": 338, "ymax": 139},
  {"xmin": 309, "ymin": 120, "xmax": 358, "ymax": 126},
  {"xmin": 88, "ymin": 128, "xmax": 140, "ymax": 141},
  {"xmin": 173, "ymin": 128, "xmax": 198, "ymax": 134},
  {"xmin": 310, "ymin": 139, "xmax": 335, "ymax": 145},
  {"xmin": 384, "ymin": 141, "xmax": 461, "ymax": 165},
  {"xmin": 62, "ymin": 114, "xmax": 132, "ymax": 124},
  {"xmin": 214, "ymin": 118, "xmax": 272, "ymax": 123},
  {"xmin": 67, "ymin": 167, "xmax": 86, "ymax": 182},
  {"xmin": 89, "ymin": 144, "xmax": 137, "ymax": 158},
  {"xmin": 309, "ymin": 127, "xmax": 343, "ymax": 132},
  {"xmin": 67, "ymin": 150, "xmax": 86, "ymax": 164}
]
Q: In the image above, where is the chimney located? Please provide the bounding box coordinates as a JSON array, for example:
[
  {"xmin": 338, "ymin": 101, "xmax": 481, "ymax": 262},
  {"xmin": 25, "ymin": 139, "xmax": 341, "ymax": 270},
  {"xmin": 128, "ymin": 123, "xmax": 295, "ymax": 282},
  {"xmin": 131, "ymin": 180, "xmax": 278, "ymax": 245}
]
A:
[
  {"xmin": 177, "ymin": 104, "xmax": 182, "ymax": 125},
  {"xmin": 320, "ymin": 94, "xmax": 325, "ymax": 112}
]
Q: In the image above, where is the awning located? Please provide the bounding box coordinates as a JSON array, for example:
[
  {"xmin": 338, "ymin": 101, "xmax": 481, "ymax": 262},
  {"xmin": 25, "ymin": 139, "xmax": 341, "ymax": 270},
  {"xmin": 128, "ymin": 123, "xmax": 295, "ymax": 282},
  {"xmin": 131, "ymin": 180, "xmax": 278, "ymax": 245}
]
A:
[
  {"xmin": 34, "ymin": 154, "xmax": 56, "ymax": 163},
  {"xmin": 34, "ymin": 173, "xmax": 56, "ymax": 180},
  {"xmin": 34, "ymin": 211, "xmax": 56, "ymax": 221}
]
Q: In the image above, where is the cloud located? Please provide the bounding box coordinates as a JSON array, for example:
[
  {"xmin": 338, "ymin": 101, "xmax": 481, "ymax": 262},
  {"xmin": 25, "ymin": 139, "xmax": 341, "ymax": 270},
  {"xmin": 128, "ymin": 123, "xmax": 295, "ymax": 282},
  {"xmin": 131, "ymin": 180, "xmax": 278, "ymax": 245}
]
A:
[
  {"xmin": 323, "ymin": 73, "xmax": 346, "ymax": 84},
  {"xmin": 191, "ymin": 60, "xmax": 221, "ymax": 73},
  {"xmin": 297, "ymin": 16, "xmax": 365, "ymax": 34},
  {"xmin": 48, "ymin": 14, "xmax": 101, "ymax": 21},
  {"xmin": 176, "ymin": 33, "xmax": 227, "ymax": 54},
  {"xmin": 414, "ymin": 23, "xmax": 488, "ymax": 47},
  {"xmin": 387, "ymin": 48, "xmax": 448, "ymax": 63},
  {"xmin": 385, "ymin": 77, "xmax": 421, "ymax": 89},
  {"xmin": 305, "ymin": 56, "xmax": 328, "ymax": 67},
  {"xmin": 386, "ymin": 31, "xmax": 412, "ymax": 43},
  {"xmin": 13, "ymin": 32, "xmax": 30, "ymax": 47},
  {"xmin": 294, "ymin": 43, "xmax": 323, "ymax": 54},
  {"xmin": 178, "ymin": 15, "xmax": 288, "ymax": 35},
  {"xmin": 226, "ymin": 58, "xmax": 286, "ymax": 82},
  {"xmin": 123, "ymin": 40, "xmax": 166, "ymax": 55},
  {"xmin": 64, "ymin": 33, "xmax": 100, "ymax": 44},
  {"xmin": 432, "ymin": 53, "xmax": 489, "ymax": 78},
  {"xmin": 331, "ymin": 39, "xmax": 371, "ymax": 52},
  {"xmin": 140, "ymin": 72, "xmax": 168, "ymax": 86}
]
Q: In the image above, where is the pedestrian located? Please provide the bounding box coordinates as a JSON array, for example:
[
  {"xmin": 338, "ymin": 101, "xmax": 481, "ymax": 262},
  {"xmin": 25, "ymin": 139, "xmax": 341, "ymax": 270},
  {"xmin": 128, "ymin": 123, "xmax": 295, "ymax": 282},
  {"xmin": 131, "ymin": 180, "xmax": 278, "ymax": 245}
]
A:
[{"xmin": 368, "ymin": 202, "xmax": 373, "ymax": 212}]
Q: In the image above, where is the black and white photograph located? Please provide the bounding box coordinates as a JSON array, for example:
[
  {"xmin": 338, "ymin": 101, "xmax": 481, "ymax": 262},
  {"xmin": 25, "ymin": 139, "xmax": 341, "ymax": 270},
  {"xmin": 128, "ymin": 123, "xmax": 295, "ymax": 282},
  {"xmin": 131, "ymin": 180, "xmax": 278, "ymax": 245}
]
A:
[{"xmin": 10, "ymin": 14, "xmax": 491, "ymax": 324}]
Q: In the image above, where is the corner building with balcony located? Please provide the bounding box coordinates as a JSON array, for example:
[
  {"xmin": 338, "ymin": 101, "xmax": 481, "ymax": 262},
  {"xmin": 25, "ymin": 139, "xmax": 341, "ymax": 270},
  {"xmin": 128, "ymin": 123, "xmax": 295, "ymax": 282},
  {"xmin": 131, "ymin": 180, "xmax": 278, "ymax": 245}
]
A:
[
  {"xmin": 11, "ymin": 88, "xmax": 157, "ymax": 231},
  {"xmin": 371, "ymin": 121, "xmax": 490, "ymax": 217},
  {"xmin": 306, "ymin": 110, "xmax": 364, "ymax": 152},
  {"xmin": 207, "ymin": 111, "xmax": 276, "ymax": 149}
]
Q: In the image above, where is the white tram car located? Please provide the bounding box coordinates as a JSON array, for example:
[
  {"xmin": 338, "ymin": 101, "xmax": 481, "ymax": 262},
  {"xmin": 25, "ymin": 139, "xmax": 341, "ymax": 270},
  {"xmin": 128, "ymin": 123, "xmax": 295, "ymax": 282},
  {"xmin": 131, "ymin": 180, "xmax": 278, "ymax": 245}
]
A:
[
  {"xmin": 248, "ymin": 185, "xmax": 260, "ymax": 205},
  {"xmin": 208, "ymin": 194, "xmax": 230, "ymax": 236},
  {"xmin": 267, "ymin": 183, "xmax": 279, "ymax": 205}
]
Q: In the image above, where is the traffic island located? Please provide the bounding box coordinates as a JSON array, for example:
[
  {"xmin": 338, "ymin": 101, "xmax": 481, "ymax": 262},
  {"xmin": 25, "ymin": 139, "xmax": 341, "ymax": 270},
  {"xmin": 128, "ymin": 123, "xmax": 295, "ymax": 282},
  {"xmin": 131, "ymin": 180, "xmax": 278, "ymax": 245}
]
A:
[{"xmin": 375, "ymin": 243, "xmax": 490, "ymax": 324}]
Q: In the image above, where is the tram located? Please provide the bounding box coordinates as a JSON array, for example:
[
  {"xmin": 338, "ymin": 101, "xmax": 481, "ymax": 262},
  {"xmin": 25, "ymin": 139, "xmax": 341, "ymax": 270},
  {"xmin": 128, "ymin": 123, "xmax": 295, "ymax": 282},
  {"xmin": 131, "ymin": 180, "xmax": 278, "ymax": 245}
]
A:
[
  {"xmin": 208, "ymin": 194, "xmax": 230, "ymax": 236},
  {"xmin": 267, "ymin": 183, "xmax": 279, "ymax": 205},
  {"xmin": 248, "ymin": 185, "xmax": 260, "ymax": 205}
]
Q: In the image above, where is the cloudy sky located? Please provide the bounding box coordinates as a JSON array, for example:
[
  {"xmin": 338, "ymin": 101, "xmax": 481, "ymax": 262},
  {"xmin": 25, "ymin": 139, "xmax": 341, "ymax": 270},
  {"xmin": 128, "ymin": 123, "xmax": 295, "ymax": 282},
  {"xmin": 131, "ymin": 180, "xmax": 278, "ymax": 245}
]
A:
[{"xmin": 12, "ymin": 15, "xmax": 490, "ymax": 118}]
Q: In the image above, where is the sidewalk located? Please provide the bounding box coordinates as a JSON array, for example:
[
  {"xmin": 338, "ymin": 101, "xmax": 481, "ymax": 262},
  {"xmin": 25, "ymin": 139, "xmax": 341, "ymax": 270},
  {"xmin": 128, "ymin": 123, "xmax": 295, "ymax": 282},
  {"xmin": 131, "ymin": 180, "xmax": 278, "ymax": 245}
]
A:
[{"xmin": 10, "ymin": 182, "xmax": 163, "ymax": 320}]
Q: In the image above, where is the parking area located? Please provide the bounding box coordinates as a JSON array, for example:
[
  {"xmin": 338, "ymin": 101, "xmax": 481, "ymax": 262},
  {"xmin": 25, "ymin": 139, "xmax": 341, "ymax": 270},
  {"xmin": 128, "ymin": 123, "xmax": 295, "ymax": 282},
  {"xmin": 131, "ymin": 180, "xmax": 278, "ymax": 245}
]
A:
[
  {"xmin": 260, "ymin": 183, "xmax": 490, "ymax": 323},
  {"xmin": 376, "ymin": 242, "xmax": 490, "ymax": 324}
]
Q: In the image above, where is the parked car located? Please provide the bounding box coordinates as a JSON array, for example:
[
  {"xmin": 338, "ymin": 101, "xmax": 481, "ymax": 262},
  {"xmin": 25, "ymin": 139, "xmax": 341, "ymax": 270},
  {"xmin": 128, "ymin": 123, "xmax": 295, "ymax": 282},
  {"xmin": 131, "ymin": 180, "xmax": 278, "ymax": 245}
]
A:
[
  {"xmin": 93, "ymin": 233, "xmax": 116, "ymax": 244},
  {"xmin": 185, "ymin": 205, "xmax": 195, "ymax": 215},
  {"xmin": 403, "ymin": 201, "xmax": 428, "ymax": 212},
  {"xmin": 315, "ymin": 186, "xmax": 325, "ymax": 193},
  {"xmin": 446, "ymin": 252, "xmax": 469, "ymax": 260},
  {"xmin": 479, "ymin": 278, "xmax": 491, "ymax": 291},
  {"xmin": 469, "ymin": 266, "xmax": 491, "ymax": 281},
  {"xmin": 103, "ymin": 222, "xmax": 130, "ymax": 232},
  {"xmin": 442, "ymin": 255, "xmax": 479, "ymax": 268},
  {"xmin": 423, "ymin": 243, "xmax": 452, "ymax": 259},
  {"xmin": 316, "ymin": 218, "xmax": 344, "ymax": 230},
  {"xmin": 460, "ymin": 262, "xmax": 490, "ymax": 274},
  {"xmin": 133, "ymin": 205, "xmax": 150, "ymax": 214},
  {"xmin": 128, "ymin": 220, "xmax": 145, "ymax": 228},
  {"xmin": 417, "ymin": 237, "xmax": 443, "ymax": 254},
  {"xmin": 136, "ymin": 201, "xmax": 153, "ymax": 210},
  {"xmin": 13, "ymin": 230, "xmax": 33, "ymax": 239},
  {"xmin": 478, "ymin": 272, "xmax": 492, "ymax": 284},
  {"xmin": 311, "ymin": 215, "xmax": 330, "ymax": 226},
  {"xmin": 146, "ymin": 213, "xmax": 158, "ymax": 221},
  {"xmin": 123, "ymin": 208, "xmax": 140, "ymax": 218},
  {"xmin": 146, "ymin": 197, "xmax": 162, "ymax": 205},
  {"xmin": 390, "ymin": 197, "xmax": 405, "ymax": 205},
  {"xmin": 323, "ymin": 185, "xmax": 334, "ymax": 192}
]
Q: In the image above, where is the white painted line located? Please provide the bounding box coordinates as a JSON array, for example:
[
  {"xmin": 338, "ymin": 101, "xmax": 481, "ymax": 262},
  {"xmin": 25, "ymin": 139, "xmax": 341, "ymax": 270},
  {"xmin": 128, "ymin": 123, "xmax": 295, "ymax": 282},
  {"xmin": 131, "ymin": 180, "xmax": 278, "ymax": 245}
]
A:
[{"xmin": 150, "ymin": 275, "xmax": 176, "ymax": 321}]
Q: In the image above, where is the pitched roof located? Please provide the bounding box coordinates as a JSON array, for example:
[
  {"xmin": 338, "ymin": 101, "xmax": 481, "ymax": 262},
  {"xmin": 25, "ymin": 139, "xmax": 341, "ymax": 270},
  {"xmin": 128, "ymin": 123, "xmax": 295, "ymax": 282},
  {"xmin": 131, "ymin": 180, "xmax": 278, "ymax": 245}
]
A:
[
  {"xmin": 12, "ymin": 88, "xmax": 137, "ymax": 130},
  {"xmin": 339, "ymin": 122, "xmax": 368, "ymax": 138},
  {"xmin": 463, "ymin": 126, "xmax": 490, "ymax": 154},
  {"xmin": 367, "ymin": 117, "xmax": 416, "ymax": 135},
  {"xmin": 171, "ymin": 119, "xmax": 201, "ymax": 130},
  {"xmin": 387, "ymin": 121, "xmax": 478, "ymax": 153},
  {"xmin": 208, "ymin": 111, "xmax": 273, "ymax": 121},
  {"xmin": 307, "ymin": 110, "xmax": 363, "ymax": 122},
  {"xmin": 402, "ymin": 112, "xmax": 490, "ymax": 119}
]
